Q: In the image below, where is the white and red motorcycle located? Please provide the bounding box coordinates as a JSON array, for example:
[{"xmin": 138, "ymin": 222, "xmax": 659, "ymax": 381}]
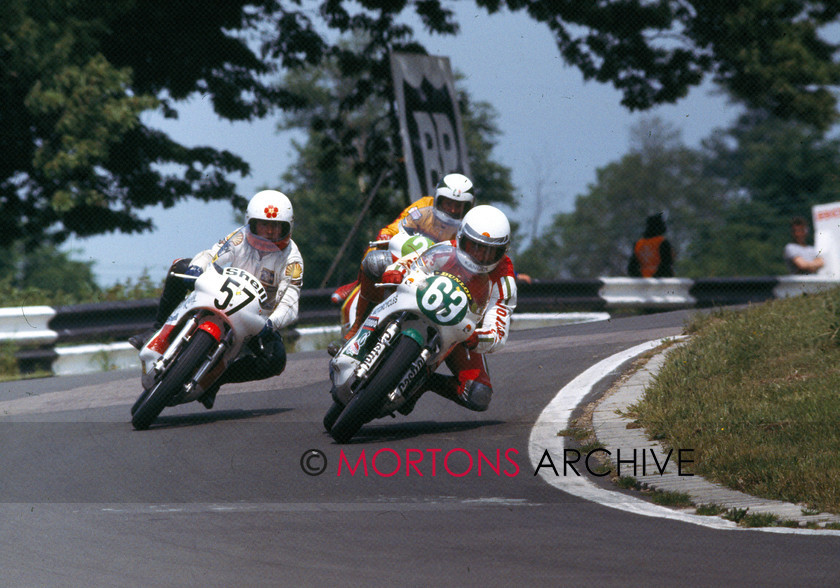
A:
[
  {"xmin": 131, "ymin": 258, "xmax": 274, "ymax": 430},
  {"xmin": 324, "ymin": 242, "xmax": 491, "ymax": 443}
]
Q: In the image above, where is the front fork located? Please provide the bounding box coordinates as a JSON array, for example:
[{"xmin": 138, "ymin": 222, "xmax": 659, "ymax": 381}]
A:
[
  {"xmin": 180, "ymin": 328, "xmax": 234, "ymax": 401},
  {"xmin": 152, "ymin": 315, "xmax": 200, "ymax": 377},
  {"xmin": 349, "ymin": 313, "xmax": 407, "ymax": 391}
]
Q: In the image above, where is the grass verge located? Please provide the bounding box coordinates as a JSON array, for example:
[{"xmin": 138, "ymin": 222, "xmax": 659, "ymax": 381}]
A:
[{"xmin": 632, "ymin": 286, "xmax": 840, "ymax": 515}]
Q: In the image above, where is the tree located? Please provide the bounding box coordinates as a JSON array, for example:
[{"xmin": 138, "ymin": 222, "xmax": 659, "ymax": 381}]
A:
[
  {"xmin": 520, "ymin": 112, "xmax": 840, "ymax": 279},
  {"xmin": 517, "ymin": 118, "xmax": 727, "ymax": 278},
  {"xmin": 0, "ymin": 243, "xmax": 99, "ymax": 300},
  {"xmin": 484, "ymin": 0, "xmax": 840, "ymax": 129},
  {"xmin": 3, "ymin": 0, "xmax": 839, "ymax": 252},
  {"xmin": 0, "ymin": 0, "xmax": 294, "ymax": 248},
  {"xmin": 277, "ymin": 39, "xmax": 515, "ymax": 288},
  {"xmin": 679, "ymin": 112, "xmax": 840, "ymax": 276}
]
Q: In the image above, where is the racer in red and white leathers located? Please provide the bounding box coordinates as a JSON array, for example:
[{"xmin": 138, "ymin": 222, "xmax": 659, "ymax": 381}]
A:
[
  {"xmin": 383, "ymin": 205, "xmax": 517, "ymax": 413},
  {"xmin": 336, "ymin": 173, "xmax": 475, "ymax": 341}
]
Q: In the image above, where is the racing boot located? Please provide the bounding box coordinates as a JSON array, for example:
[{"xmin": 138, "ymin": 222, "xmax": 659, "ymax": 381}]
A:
[
  {"xmin": 326, "ymin": 340, "xmax": 342, "ymax": 357},
  {"xmin": 128, "ymin": 327, "xmax": 158, "ymax": 350},
  {"xmin": 198, "ymin": 380, "xmax": 222, "ymax": 409},
  {"xmin": 331, "ymin": 279, "xmax": 359, "ymax": 304},
  {"xmin": 397, "ymin": 389, "xmax": 427, "ymax": 416}
]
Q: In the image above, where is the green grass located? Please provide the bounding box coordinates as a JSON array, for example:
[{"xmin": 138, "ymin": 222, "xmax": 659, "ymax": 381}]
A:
[{"xmin": 633, "ymin": 287, "xmax": 840, "ymax": 514}]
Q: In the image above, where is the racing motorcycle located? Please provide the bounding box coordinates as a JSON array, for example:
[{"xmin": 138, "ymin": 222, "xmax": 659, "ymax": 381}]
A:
[
  {"xmin": 131, "ymin": 260, "xmax": 273, "ymax": 430},
  {"xmin": 339, "ymin": 224, "xmax": 440, "ymax": 336},
  {"xmin": 324, "ymin": 242, "xmax": 491, "ymax": 443}
]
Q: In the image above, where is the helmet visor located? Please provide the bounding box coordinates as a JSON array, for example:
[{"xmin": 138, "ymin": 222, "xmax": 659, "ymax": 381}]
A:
[
  {"xmin": 436, "ymin": 196, "xmax": 471, "ymax": 221},
  {"xmin": 252, "ymin": 219, "xmax": 290, "ymax": 240},
  {"xmin": 461, "ymin": 236, "xmax": 506, "ymax": 268}
]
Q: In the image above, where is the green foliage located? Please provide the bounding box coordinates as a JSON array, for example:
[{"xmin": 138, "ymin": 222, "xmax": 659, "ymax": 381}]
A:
[
  {"xmin": 518, "ymin": 118, "xmax": 728, "ymax": 278},
  {"xmin": 277, "ymin": 36, "xmax": 516, "ymax": 287},
  {"xmin": 520, "ymin": 111, "xmax": 840, "ymax": 278},
  {"xmin": 680, "ymin": 113, "xmax": 840, "ymax": 276},
  {"xmin": 634, "ymin": 287, "xmax": 840, "ymax": 514},
  {"xmin": 703, "ymin": 112, "xmax": 840, "ymax": 217},
  {"xmin": 3, "ymin": 0, "xmax": 839, "ymax": 252},
  {"xmin": 0, "ymin": 244, "xmax": 159, "ymax": 306},
  {"xmin": 1, "ymin": 0, "xmax": 266, "ymax": 248},
  {"xmin": 479, "ymin": 0, "xmax": 840, "ymax": 129}
]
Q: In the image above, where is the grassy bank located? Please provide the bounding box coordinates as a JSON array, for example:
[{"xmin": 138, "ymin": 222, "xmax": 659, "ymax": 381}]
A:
[{"xmin": 633, "ymin": 287, "xmax": 840, "ymax": 514}]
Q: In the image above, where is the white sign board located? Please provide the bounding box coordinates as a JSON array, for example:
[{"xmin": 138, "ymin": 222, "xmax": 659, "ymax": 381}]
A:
[
  {"xmin": 813, "ymin": 201, "xmax": 840, "ymax": 278},
  {"xmin": 390, "ymin": 52, "xmax": 470, "ymax": 200}
]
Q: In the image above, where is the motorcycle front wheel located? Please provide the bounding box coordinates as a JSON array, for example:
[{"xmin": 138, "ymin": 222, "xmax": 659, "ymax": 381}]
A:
[
  {"xmin": 322, "ymin": 400, "xmax": 344, "ymax": 433},
  {"xmin": 131, "ymin": 329, "xmax": 218, "ymax": 430},
  {"xmin": 329, "ymin": 334, "xmax": 421, "ymax": 444}
]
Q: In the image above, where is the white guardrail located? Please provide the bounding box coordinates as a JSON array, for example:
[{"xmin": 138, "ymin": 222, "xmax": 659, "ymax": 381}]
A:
[
  {"xmin": 3, "ymin": 275, "xmax": 838, "ymax": 376},
  {"xmin": 48, "ymin": 312, "xmax": 612, "ymax": 376}
]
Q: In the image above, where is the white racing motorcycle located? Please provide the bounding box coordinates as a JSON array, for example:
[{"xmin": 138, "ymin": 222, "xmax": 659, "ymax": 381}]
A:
[
  {"xmin": 338, "ymin": 229, "xmax": 437, "ymax": 336},
  {"xmin": 131, "ymin": 261, "xmax": 272, "ymax": 430},
  {"xmin": 324, "ymin": 242, "xmax": 491, "ymax": 443}
]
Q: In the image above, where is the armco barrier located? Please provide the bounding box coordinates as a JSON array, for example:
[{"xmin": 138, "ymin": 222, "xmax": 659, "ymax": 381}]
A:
[{"xmin": 2, "ymin": 276, "xmax": 837, "ymax": 375}]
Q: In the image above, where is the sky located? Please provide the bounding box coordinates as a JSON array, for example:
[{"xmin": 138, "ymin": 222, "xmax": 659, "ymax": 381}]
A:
[{"xmin": 63, "ymin": 3, "xmax": 741, "ymax": 286}]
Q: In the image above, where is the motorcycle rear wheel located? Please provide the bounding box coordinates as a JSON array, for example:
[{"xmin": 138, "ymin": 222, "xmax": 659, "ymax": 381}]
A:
[
  {"xmin": 131, "ymin": 329, "xmax": 217, "ymax": 430},
  {"xmin": 329, "ymin": 334, "xmax": 421, "ymax": 444}
]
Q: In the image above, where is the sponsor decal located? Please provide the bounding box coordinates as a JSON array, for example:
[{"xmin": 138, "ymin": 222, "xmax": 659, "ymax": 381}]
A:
[
  {"xmin": 817, "ymin": 207, "xmax": 840, "ymax": 220},
  {"xmin": 362, "ymin": 316, "xmax": 379, "ymax": 331},
  {"xmin": 437, "ymin": 271, "xmax": 473, "ymax": 305},
  {"xmin": 260, "ymin": 268, "xmax": 275, "ymax": 284},
  {"xmin": 396, "ymin": 355, "xmax": 426, "ymax": 394},
  {"xmin": 222, "ymin": 267, "xmax": 268, "ymax": 304},
  {"xmin": 358, "ymin": 329, "xmax": 394, "ymax": 371},
  {"xmin": 285, "ymin": 262, "xmax": 303, "ymax": 279},
  {"xmin": 408, "ymin": 207, "xmax": 422, "ymax": 220}
]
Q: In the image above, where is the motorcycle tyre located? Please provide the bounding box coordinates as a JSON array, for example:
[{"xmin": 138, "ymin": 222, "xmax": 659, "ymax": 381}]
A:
[
  {"xmin": 329, "ymin": 335, "xmax": 421, "ymax": 444},
  {"xmin": 322, "ymin": 400, "xmax": 344, "ymax": 433},
  {"xmin": 130, "ymin": 387, "xmax": 152, "ymax": 416},
  {"xmin": 131, "ymin": 329, "xmax": 218, "ymax": 430}
]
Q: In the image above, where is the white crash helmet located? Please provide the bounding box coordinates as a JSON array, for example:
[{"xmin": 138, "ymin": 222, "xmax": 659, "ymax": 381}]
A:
[
  {"xmin": 433, "ymin": 173, "xmax": 474, "ymax": 225},
  {"xmin": 246, "ymin": 190, "xmax": 294, "ymax": 249},
  {"xmin": 456, "ymin": 205, "xmax": 510, "ymax": 274}
]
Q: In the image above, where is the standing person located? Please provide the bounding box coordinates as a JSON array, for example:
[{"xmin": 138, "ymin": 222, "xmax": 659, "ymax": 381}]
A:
[
  {"xmin": 784, "ymin": 216, "xmax": 824, "ymax": 274},
  {"xmin": 128, "ymin": 190, "xmax": 304, "ymax": 408},
  {"xmin": 336, "ymin": 173, "xmax": 475, "ymax": 341},
  {"xmin": 627, "ymin": 212, "xmax": 674, "ymax": 277}
]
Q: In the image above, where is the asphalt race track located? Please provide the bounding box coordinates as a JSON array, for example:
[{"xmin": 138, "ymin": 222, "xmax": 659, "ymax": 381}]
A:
[{"xmin": 1, "ymin": 310, "xmax": 839, "ymax": 585}]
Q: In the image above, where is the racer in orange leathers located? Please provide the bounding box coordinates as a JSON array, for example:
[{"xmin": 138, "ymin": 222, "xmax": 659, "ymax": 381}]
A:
[{"xmin": 337, "ymin": 173, "xmax": 476, "ymax": 340}]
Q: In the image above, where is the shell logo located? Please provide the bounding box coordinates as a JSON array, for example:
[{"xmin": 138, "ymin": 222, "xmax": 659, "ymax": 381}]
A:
[{"xmin": 264, "ymin": 205, "xmax": 279, "ymax": 218}]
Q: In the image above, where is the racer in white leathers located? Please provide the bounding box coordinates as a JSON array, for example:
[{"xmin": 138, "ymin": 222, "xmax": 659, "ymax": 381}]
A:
[
  {"xmin": 129, "ymin": 190, "xmax": 304, "ymax": 408},
  {"xmin": 380, "ymin": 205, "xmax": 517, "ymax": 413}
]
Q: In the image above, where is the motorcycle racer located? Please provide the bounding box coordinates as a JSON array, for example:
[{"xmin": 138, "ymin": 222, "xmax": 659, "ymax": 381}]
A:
[
  {"xmin": 129, "ymin": 190, "xmax": 304, "ymax": 408},
  {"xmin": 338, "ymin": 173, "xmax": 475, "ymax": 342},
  {"xmin": 382, "ymin": 205, "xmax": 517, "ymax": 413}
]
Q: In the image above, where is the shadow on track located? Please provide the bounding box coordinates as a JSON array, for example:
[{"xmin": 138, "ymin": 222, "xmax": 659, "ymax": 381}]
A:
[
  {"xmin": 133, "ymin": 407, "xmax": 293, "ymax": 430},
  {"xmin": 323, "ymin": 419, "xmax": 505, "ymax": 444}
]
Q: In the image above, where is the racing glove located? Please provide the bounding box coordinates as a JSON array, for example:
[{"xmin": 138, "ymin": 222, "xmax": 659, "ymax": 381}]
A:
[
  {"xmin": 465, "ymin": 332, "xmax": 479, "ymax": 350},
  {"xmin": 184, "ymin": 265, "xmax": 203, "ymax": 277},
  {"xmin": 251, "ymin": 320, "xmax": 277, "ymax": 354},
  {"xmin": 380, "ymin": 268, "xmax": 406, "ymax": 285},
  {"xmin": 465, "ymin": 329, "xmax": 495, "ymax": 354}
]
